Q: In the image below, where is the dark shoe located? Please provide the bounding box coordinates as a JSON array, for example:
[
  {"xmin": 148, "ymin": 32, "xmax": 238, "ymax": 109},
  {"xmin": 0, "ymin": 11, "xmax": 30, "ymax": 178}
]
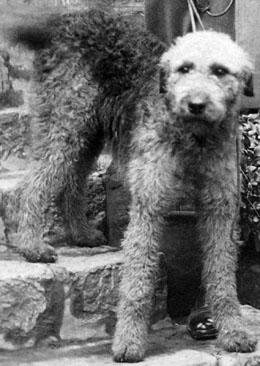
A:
[{"xmin": 187, "ymin": 306, "xmax": 218, "ymax": 340}]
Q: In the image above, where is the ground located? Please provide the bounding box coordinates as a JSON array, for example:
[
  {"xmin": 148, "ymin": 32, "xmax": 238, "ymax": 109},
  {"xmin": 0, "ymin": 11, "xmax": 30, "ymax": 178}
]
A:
[{"xmin": 0, "ymin": 305, "xmax": 260, "ymax": 366}]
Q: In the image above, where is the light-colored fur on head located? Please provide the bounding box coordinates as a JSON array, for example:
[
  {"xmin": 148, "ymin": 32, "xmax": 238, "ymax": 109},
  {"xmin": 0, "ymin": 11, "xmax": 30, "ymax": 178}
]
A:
[
  {"xmin": 161, "ymin": 31, "xmax": 253, "ymax": 76},
  {"xmin": 160, "ymin": 31, "xmax": 254, "ymax": 130}
]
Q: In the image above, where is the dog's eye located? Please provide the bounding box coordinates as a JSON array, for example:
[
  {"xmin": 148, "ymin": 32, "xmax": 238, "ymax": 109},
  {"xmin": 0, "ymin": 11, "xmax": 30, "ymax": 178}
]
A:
[
  {"xmin": 177, "ymin": 63, "xmax": 193, "ymax": 74},
  {"xmin": 211, "ymin": 65, "xmax": 229, "ymax": 77}
]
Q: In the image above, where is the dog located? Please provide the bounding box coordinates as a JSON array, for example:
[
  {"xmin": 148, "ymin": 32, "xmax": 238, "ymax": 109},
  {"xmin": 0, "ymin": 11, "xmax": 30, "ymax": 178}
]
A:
[{"xmin": 9, "ymin": 9, "xmax": 256, "ymax": 362}]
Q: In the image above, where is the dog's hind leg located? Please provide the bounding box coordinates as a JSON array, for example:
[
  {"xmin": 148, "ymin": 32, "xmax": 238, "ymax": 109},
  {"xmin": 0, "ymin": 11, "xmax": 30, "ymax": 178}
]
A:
[
  {"xmin": 17, "ymin": 61, "xmax": 105, "ymax": 262},
  {"xmin": 18, "ymin": 126, "xmax": 105, "ymax": 262}
]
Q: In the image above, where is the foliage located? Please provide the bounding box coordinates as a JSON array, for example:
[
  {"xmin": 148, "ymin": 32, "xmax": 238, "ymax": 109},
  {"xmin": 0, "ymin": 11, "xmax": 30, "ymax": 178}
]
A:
[
  {"xmin": 0, "ymin": 113, "xmax": 31, "ymax": 160},
  {"xmin": 240, "ymin": 113, "xmax": 260, "ymax": 251}
]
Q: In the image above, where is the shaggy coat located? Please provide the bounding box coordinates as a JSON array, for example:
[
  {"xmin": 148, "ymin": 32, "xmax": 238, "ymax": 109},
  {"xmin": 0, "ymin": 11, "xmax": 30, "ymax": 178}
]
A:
[
  {"xmin": 10, "ymin": 9, "xmax": 257, "ymax": 363},
  {"xmin": 11, "ymin": 9, "xmax": 166, "ymax": 261}
]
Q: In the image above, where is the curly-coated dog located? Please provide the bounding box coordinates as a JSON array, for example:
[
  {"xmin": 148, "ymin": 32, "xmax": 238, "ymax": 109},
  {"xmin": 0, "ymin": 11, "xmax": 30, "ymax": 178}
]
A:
[{"xmin": 10, "ymin": 9, "xmax": 256, "ymax": 362}]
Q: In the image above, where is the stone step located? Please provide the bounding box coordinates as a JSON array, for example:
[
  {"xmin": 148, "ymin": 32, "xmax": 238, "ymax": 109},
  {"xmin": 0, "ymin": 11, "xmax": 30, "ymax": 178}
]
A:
[
  {"xmin": 1, "ymin": 247, "xmax": 260, "ymax": 366},
  {"xmin": 0, "ymin": 248, "xmax": 121, "ymax": 350},
  {"xmin": 0, "ymin": 256, "xmax": 260, "ymax": 366},
  {"xmin": 0, "ymin": 246, "xmax": 167, "ymax": 351}
]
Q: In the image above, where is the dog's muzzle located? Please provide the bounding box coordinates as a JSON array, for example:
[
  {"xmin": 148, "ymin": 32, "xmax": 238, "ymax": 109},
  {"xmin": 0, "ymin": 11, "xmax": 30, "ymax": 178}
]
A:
[{"xmin": 188, "ymin": 101, "xmax": 206, "ymax": 115}]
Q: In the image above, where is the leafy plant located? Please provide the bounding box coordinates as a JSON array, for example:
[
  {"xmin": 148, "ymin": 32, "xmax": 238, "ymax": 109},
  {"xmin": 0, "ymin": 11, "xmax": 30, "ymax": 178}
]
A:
[{"xmin": 240, "ymin": 113, "xmax": 260, "ymax": 252}]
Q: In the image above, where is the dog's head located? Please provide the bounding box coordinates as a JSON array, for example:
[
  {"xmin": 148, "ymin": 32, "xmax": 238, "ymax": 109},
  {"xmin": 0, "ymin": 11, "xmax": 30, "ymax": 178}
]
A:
[{"xmin": 160, "ymin": 31, "xmax": 254, "ymax": 130}]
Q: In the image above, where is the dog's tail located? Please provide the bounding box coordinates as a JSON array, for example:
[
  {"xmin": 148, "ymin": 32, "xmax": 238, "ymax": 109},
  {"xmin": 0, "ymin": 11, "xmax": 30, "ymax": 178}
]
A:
[{"xmin": 6, "ymin": 22, "xmax": 53, "ymax": 50}]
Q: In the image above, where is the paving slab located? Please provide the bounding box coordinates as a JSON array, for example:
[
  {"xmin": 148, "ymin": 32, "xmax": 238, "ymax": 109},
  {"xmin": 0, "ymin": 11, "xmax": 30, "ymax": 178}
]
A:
[{"xmin": 1, "ymin": 309, "xmax": 260, "ymax": 366}]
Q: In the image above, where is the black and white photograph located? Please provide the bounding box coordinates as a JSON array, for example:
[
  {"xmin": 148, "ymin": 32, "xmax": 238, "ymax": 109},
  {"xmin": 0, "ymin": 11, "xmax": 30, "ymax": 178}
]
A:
[{"xmin": 0, "ymin": 1, "xmax": 260, "ymax": 365}]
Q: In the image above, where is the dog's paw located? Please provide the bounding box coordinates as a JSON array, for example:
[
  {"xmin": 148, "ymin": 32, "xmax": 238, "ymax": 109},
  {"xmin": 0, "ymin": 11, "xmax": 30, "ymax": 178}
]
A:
[
  {"xmin": 112, "ymin": 338, "xmax": 145, "ymax": 363},
  {"xmin": 22, "ymin": 243, "xmax": 58, "ymax": 263},
  {"xmin": 220, "ymin": 320, "xmax": 257, "ymax": 353},
  {"xmin": 112, "ymin": 325, "xmax": 147, "ymax": 363}
]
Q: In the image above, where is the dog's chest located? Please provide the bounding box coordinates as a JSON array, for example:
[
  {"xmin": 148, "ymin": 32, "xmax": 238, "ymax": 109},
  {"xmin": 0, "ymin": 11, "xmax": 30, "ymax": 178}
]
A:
[
  {"xmin": 166, "ymin": 149, "xmax": 197, "ymax": 203},
  {"xmin": 170, "ymin": 144, "xmax": 214, "ymax": 202}
]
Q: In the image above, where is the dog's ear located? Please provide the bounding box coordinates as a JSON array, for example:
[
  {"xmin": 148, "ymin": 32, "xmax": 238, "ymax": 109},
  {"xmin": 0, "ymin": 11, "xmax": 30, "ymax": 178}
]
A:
[
  {"xmin": 160, "ymin": 48, "xmax": 173, "ymax": 94},
  {"xmin": 243, "ymin": 72, "xmax": 254, "ymax": 97},
  {"xmin": 159, "ymin": 68, "xmax": 168, "ymax": 93}
]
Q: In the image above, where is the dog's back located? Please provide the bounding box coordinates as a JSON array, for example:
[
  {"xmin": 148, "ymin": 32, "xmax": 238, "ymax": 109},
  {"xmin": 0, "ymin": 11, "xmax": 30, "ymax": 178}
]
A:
[
  {"xmin": 10, "ymin": 10, "xmax": 165, "ymax": 93},
  {"xmin": 8, "ymin": 8, "xmax": 168, "ymax": 264},
  {"xmin": 9, "ymin": 9, "xmax": 166, "ymax": 150}
]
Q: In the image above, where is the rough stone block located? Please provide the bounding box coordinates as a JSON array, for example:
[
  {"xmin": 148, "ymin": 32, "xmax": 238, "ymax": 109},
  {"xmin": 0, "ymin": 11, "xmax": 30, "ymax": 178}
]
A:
[
  {"xmin": 56, "ymin": 251, "xmax": 123, "ymax": 325},
  {"xmin": 0, "ymin": 261, "xmax": 64, "ymax": 349},
  {"xmin": 0, "ymin": 248, "xmax": 167, "ymax": 350}
]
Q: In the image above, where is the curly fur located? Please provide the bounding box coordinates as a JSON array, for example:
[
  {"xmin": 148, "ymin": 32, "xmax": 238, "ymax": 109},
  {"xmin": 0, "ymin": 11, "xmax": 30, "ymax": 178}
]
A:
[
  {"xmin": 9, "ymin": 9, "xmax": 257, "ymax": 362},
  {"xmin": 10, "ymin": 9, "xmax": 166, "ymax": 262}
]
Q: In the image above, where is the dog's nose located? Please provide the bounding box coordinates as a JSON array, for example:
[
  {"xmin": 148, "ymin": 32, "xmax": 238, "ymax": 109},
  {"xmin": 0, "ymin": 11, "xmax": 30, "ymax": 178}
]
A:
[{"xmin": 188, "ymin": 102, "xmax": 206, "ymax": 115}]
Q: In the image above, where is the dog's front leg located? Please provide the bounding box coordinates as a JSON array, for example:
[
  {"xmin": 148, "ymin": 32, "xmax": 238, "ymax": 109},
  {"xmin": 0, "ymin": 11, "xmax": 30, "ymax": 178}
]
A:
[
  {"xmin": 197, "ymin": 163, "xmax": 257, "ymax": 353},
  {"xmin": 112, "ymin": 144, "xmax": 173, "ymax": 362},
  {"xmin": 112, "ymin": 205, "xmax": 162, "ymax": 362}
]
